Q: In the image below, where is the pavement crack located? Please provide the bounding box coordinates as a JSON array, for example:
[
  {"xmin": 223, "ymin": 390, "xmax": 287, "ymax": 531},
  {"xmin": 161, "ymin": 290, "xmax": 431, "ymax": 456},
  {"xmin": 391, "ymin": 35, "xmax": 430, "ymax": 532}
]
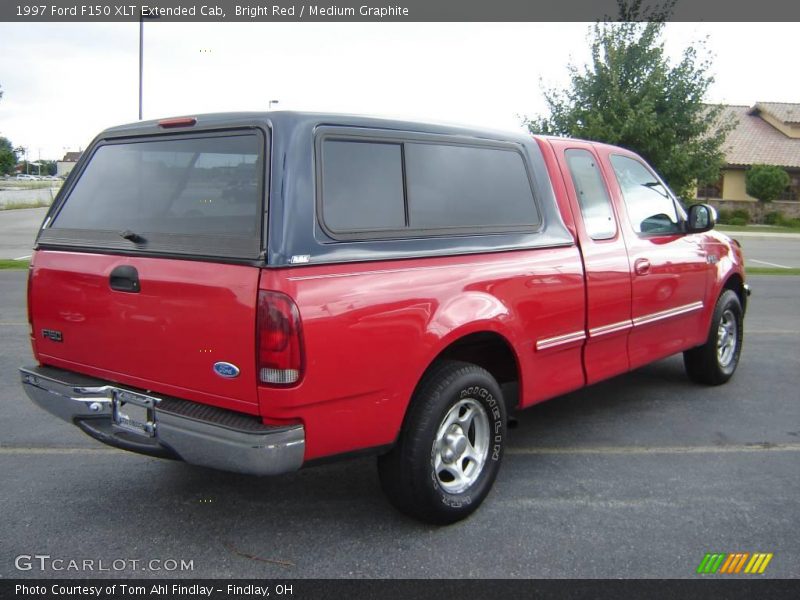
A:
[{"xmin": 222, "ymin": 541, "xmax": 295, "ymax": 568}]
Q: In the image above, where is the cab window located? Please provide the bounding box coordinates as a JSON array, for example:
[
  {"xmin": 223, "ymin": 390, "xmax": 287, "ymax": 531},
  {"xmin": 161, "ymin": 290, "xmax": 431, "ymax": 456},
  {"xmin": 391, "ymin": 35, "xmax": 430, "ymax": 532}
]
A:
[
  {"xmin": 609, "ymin": 155, "xmax": 681, "ymax": 235},
  {"xmin": 565, "ymin": 149, "xmax": 617, "ymax": 240}
]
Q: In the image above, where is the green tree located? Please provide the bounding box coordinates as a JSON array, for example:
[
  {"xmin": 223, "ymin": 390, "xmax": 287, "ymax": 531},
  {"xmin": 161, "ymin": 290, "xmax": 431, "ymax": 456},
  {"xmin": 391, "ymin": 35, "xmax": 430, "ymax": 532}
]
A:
[
  {"xmin": 0, "ymin": 137, "xmax": 16, "ymax": 175},
  {"xmin": 746, "ymin": 164, "xmax": 790, "ymax": 204},
  {"xmin": 524, "ymin": 0, "xmax": 735, "ymax": 199},
  {"xmin": 39, "ymin": 160, "xmax": 57, "ymax": 176},
  {"xmin": 0, "ymin": 85, "xmax": 20, "ymax": 175}
]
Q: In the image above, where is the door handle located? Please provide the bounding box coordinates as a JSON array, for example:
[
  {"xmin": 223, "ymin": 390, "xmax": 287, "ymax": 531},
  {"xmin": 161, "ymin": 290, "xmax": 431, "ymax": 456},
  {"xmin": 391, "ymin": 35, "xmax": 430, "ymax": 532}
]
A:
[
  {"xmin": 634, "ymin": 258, "xmax": 651, "ymax": 276},
  {"xmin": 109, "ymin": 265, "xmax": 140, "ymax": 293}
]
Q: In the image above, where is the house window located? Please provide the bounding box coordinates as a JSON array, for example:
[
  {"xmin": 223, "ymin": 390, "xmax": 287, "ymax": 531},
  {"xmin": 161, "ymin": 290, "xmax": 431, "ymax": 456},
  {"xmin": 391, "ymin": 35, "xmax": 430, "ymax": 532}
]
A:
[
  {"xmin": 777, "ymin": 173, "xmax": 799, "ymax": 201},
  {"xmin": 697, "ymin": 176, "xmax": 723, "ymax": 200}
]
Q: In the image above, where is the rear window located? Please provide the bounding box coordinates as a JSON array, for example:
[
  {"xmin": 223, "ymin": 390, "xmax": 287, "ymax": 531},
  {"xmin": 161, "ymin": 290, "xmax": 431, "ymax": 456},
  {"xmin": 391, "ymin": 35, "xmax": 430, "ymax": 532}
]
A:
[
  {"xmin": 44, "ymin": 131, "xmax": 265, "ymax": 259},
  {"xmin": 318, "ymin": 135, "xmax": 539, "ymax": 238}
]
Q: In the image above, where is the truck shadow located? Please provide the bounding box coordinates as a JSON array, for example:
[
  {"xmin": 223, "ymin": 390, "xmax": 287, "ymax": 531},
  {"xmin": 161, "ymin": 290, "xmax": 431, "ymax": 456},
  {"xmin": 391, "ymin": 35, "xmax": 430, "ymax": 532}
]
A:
[{"xmin": 142, "ymin": 355, "xmax": 698, "ymax": 527}]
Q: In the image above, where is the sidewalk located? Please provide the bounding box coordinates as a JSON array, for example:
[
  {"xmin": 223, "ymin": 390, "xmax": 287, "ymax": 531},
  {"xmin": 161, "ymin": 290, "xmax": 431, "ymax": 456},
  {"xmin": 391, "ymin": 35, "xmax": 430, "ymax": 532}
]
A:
[{"xmin": 717, "ymin": 229, "xmax": 800, "ymax": 239}]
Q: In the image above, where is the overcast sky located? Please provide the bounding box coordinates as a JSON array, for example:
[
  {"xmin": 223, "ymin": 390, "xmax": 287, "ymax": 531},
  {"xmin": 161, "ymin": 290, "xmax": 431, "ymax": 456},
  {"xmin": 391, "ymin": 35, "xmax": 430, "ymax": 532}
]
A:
[{"xmin": 0, "ymin": 22, "xmax": 798, "ymax": 160}]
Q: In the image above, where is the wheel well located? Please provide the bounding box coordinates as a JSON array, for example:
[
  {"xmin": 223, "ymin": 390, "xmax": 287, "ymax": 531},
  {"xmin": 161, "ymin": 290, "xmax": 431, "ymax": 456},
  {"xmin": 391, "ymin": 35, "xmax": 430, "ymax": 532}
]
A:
[
  {"xmin": 723, "ymin": 273, "xmax": 745, "ymax": 306},
  {"xmin": 428, "ymin": 332, "xmax": 521, "ymax": 409}
]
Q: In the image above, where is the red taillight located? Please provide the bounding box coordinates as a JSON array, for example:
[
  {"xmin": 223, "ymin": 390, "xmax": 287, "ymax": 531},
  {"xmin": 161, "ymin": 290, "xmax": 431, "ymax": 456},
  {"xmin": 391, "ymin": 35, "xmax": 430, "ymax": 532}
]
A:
[
  {"xmin": 26, "ymin": 266, "xmax": 34, "ymax": 338},
  {"xmin": 158, "ymin": 117, "xmax": 197, "ymax": 128},
  {"xmin": 257, "ymin": 290, "xmax": 304, "ymax": 386}
]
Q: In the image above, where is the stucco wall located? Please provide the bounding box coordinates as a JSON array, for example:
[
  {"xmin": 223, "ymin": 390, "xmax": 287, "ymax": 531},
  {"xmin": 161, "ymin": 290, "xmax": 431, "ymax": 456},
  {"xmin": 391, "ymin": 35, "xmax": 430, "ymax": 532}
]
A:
[{"xmin": 721, "ymin": 169, "xmax": 757, "ymax": 202}]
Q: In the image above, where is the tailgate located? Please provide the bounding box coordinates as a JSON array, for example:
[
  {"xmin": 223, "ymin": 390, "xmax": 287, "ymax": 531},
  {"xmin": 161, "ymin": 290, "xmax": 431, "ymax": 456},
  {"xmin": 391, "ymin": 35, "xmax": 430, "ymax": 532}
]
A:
[
  {"xmin": 29, "ymin": 125, "xmax": 268, "ymax": 414},
  {"xmin": 30, "ymin": 251, "xmax": 261, "ymax": 412}
]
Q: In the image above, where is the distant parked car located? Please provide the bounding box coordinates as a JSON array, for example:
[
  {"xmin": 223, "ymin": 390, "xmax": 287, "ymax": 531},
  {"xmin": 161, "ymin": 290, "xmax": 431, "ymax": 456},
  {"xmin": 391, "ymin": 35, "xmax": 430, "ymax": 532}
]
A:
[{"xmin": 15, "ymin": 174, "xmax": 38, "ymax": 181}]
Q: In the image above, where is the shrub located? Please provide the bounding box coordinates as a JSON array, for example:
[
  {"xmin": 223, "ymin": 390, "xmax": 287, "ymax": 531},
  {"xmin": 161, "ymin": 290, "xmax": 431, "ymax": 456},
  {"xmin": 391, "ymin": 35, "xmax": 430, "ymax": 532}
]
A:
[
  {"xmin": 716, "ymin": 209, "xmax": 733, "ymax": 224},
  {"xmin": 730, "ymin": 209, "xmax": 750, "ymax": 223},
  {"xmin": 728, "ymin": 217, "xmax": 748, "ymax": 226},
  {"xmin": 780, "ymin": 216, "xmax": 800, "ymax": 229},
  {"xmin": 746, "ymin": 164, "xmax": 791, "ymax": 203},
  {"xmin": 764, "ymin": 211, "xmax": 782, "ymax": 225}
]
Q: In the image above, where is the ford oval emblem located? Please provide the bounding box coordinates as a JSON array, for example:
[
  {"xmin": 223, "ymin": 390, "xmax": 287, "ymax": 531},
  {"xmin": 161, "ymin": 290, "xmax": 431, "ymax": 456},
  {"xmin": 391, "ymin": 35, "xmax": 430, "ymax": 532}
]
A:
[{"xmin": 213, "ymin": 362, "xmax": 240, "ymax": 378}]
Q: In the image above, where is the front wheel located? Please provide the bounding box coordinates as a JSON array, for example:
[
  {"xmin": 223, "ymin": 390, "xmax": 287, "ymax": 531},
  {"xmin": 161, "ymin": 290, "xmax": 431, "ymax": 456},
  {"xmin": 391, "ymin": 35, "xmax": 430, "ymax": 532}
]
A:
[
  {"xmin": 684, "ymin": 289, "xmax": 744, "ymax": 385},
  {"xmin": 377, "ymin": 361, "xmax": 506, "ymax": 524}
]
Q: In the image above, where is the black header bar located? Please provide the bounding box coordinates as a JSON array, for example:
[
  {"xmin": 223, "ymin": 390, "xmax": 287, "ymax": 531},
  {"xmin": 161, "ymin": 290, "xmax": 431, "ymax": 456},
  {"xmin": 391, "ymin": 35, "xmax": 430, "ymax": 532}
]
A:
[{"xmin": 2, "ymin": 0, "xmax": 799, "ymax": 22}]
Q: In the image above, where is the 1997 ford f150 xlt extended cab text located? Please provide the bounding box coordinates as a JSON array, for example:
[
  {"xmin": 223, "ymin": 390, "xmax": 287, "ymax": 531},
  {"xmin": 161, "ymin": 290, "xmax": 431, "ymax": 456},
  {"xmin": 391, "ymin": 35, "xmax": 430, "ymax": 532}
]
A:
[{"xmin": 20, "ymin": 112, "xmax": 749, "ymax": 523}]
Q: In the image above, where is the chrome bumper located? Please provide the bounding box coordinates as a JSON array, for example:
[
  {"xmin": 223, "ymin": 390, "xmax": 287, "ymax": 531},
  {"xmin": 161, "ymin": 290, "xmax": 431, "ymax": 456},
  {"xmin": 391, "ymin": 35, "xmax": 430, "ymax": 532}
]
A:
[
  {"xmin": 19, "ymin": 366, "xmax": 304, "ymax": 476},
  {"xmin": 743, "ymin": 283, "xmax": 752, "ymax": 314}
]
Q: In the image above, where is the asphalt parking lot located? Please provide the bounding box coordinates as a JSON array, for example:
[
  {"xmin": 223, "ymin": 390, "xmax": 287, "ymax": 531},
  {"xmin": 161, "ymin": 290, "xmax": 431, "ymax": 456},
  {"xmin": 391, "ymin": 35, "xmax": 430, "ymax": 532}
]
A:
[{"xmin": 0, "ymin": 270, "xmax": 798, "ymax": 579}]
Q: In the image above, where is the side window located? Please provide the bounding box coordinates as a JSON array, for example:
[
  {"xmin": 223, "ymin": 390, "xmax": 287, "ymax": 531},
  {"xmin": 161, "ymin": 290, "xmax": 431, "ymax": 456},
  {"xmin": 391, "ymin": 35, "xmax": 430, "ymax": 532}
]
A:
[
  {"xmin": 318, "ymin": 133, "xmax": 541, "ymax": 238},
  {"xmin": 320, "ymin": 140, "xmax": 405, "ymax": 232},
  {"xmin": 609, "ymin": 155, "xmax": 681, "ymax": 235},
  {"xmin": 564, "ymin": 149, "xmax": 617, "ymax": 240},
  {"xmin": 404, "ymin": 143, "xmax": 539, "ymax": 229}
]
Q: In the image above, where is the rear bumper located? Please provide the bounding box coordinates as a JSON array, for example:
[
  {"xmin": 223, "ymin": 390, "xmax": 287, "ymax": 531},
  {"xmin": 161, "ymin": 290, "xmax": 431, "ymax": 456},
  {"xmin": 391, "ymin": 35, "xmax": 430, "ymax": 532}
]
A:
[{"xmin": 19, "ymin": 365, "xmax": 304, "ymax": 476}]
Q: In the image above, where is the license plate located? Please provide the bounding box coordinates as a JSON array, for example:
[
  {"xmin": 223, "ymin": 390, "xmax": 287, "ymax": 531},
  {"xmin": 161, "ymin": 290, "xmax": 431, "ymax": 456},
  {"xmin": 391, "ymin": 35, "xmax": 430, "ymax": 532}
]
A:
[{"xmin": 112, "ymin": 390, "xmax": 157, "ymax": 437}]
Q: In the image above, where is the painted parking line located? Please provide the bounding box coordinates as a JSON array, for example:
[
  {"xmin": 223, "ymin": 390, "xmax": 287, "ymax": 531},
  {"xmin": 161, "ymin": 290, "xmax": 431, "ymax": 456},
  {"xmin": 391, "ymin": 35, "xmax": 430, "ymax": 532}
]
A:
[
  {"xmin": 0, "ymin": 447, "xmax": 122, "ymax": 455},
  {"xmin": 3, "ymin": 443, "xmax": 800, "ymax": 457},
  {"xmin": 749, "ymin": 258, "xmax": 792, "ymax": 269},
  {"xmin": 506, "ymin": 443, "xmax": 800, "ymax": 455},
  {"xmin": 13, "ymin": 255, "xmax": 31, "ymax": 260}
]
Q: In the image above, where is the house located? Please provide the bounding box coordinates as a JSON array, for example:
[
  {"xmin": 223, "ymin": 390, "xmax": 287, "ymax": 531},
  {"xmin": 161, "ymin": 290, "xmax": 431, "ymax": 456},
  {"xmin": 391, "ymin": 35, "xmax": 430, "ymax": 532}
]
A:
[
  {"xmin": 56, "ymin": 151, "xmax": 82, "ymax": 177},
  {"xmin": 696, "ymin": 102, "xmax": 800, "ymax": 216}
]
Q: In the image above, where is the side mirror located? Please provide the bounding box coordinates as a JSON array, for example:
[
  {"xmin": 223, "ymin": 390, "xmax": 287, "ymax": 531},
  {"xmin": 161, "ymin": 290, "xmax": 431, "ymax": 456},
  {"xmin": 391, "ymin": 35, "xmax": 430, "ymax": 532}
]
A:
[{"xmin": 686, "ymin": 203, "xmax": 716, "ymax": 233}]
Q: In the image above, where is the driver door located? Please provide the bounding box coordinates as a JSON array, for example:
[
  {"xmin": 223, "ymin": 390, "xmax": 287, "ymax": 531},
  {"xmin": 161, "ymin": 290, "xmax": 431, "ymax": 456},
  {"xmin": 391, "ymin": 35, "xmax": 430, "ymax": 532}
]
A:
[{"xmin": 601, "ymin": 152, "xmax": 712, "ymax": 369}]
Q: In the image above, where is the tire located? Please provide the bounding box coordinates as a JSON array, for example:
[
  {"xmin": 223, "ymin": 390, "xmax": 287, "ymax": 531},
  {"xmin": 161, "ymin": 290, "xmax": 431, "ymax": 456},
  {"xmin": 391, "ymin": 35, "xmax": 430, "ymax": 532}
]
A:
[
  {"xmin": 683, "ymin": 289, "xmax": 744, "ymax": 385},
  {"xmin": 377, "ymin": 360, "xmax": 506, "ymax": 524}
]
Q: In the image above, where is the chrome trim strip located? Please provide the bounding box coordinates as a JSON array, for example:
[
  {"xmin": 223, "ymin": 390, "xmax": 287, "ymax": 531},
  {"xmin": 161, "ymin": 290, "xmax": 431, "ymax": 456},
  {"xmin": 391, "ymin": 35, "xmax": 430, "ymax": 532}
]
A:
[
  {"xmin": 589, "ymin": 319, "xmax": 633, "ymax": 338},
  {"xmin": 632, "ymin": 301, "xmax": 704, "ymax": 328},
  {"xmin": 536, "ymin": 330, "xmax": 586, "ymax": 351}
]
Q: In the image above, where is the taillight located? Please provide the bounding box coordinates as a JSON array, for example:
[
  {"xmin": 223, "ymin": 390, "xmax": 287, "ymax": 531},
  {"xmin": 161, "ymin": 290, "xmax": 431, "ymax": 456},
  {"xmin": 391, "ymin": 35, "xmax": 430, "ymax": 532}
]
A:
[
  {"xmin": 26, "ymin": 266, "xmax": 34, "ymax": 339},
  {"xmin": 257, "ymin": 290, "xmax": 304, "ymax": 386}
]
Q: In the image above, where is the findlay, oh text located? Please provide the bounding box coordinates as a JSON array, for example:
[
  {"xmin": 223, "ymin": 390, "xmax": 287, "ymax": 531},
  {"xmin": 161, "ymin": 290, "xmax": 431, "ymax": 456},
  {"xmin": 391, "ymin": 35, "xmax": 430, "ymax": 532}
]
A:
[{"xmin": 16, "ymin": 584, "xmax": 292, "ymax": 597}]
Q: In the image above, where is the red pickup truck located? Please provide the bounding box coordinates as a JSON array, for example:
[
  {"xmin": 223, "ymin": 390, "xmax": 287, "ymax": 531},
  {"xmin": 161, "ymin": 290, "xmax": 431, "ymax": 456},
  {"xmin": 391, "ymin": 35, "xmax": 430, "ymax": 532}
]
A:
[{"xmin": 20, "ymin": 112, "xmax": 748, "ymax": 523}]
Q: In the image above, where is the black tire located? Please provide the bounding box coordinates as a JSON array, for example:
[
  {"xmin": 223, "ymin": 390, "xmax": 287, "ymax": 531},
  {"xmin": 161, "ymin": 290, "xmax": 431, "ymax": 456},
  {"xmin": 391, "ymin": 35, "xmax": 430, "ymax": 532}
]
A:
[
  {"xmin": 377, "ymin": 360, "xmax": 506, "ymax": 524},
  {"xmin": 683, "ymin": 289, "xmax": 744, "ymax": 385}
]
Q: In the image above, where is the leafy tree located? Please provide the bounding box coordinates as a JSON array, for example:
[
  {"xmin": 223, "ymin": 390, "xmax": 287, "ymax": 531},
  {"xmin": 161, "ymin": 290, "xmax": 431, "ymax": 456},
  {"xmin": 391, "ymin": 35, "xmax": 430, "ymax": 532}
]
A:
[
  {"xmin": 0, "ymin": 85, "xmax": 20, "ymax": 175},
  {"xmin": 38, "ymin": 160, "xmax": 57, "ymax": 176},
  {"xmin": 0, "ymin": 137, "xmax": 16, "ymax": 175},
  {"xmin": 746, "ymin": 164, "xmax": 790, "ymax": 203},
  {"xmin": 524, "ymin": 0, "xmax": 735, "ymax": 199}
]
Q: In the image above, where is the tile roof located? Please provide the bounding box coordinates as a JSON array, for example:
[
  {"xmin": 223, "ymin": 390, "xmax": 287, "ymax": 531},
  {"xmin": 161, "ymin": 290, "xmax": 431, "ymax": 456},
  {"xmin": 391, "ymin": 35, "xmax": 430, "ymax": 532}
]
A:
[
  {"xmin": 60, "ymin": 151, "xmax": 82, "ymax": 162},
  {"xmin": 753, "ymin": 102, "xmax": 800, "ymax": 124},
  {"xmin": 718, "ymin": 105, "xmax": 800, "ymax": 169}
]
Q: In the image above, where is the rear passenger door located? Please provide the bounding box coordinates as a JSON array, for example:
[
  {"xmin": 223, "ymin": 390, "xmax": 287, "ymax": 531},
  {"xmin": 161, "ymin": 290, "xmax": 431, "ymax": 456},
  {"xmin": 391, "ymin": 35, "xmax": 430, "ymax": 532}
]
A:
[{"xmin": 553, "ymin": 142, "xmax": 633, "ymax": 383}]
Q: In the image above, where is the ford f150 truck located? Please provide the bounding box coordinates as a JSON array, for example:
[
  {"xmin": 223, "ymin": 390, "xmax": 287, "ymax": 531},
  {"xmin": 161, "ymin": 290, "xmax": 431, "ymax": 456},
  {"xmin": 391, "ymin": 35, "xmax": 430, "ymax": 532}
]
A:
[{"xmin": 20, "ymin": 112, "xmax": 748, "ymax": 523}]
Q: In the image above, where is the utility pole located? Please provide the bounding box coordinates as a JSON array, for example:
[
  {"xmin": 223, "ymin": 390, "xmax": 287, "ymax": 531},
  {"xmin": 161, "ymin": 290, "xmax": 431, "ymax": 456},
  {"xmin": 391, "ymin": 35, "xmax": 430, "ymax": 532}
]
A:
[
  {"xmin": 138, "ymin": 11, "xmax": 159, "ymax": 120},
  {"xmin": 138, "ymin": 15, "xmax": 144, "ymax": 120}
]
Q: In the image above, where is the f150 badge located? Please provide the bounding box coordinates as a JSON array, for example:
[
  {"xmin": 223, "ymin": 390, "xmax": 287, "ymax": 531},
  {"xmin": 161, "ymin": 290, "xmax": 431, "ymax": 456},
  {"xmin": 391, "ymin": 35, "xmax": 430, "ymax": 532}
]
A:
[
  {"xmin": 213, "ymin": 362, "xmax": 240, "ymax": 378},
  {"xmin": 41, "ymin": 329, "xmax": 63, "ymax": 342}
]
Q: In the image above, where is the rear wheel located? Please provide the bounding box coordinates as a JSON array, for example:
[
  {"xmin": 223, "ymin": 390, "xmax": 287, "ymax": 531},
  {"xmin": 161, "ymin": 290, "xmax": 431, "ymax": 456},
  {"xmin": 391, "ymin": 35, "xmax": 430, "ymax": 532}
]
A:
[
  {"xmin": 377, "ymin": 360, "xmax": 506, "ymax": 524},
  {"xmin": 683, "ymin": 289, "xmax": 743, "ymax": 385}
]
